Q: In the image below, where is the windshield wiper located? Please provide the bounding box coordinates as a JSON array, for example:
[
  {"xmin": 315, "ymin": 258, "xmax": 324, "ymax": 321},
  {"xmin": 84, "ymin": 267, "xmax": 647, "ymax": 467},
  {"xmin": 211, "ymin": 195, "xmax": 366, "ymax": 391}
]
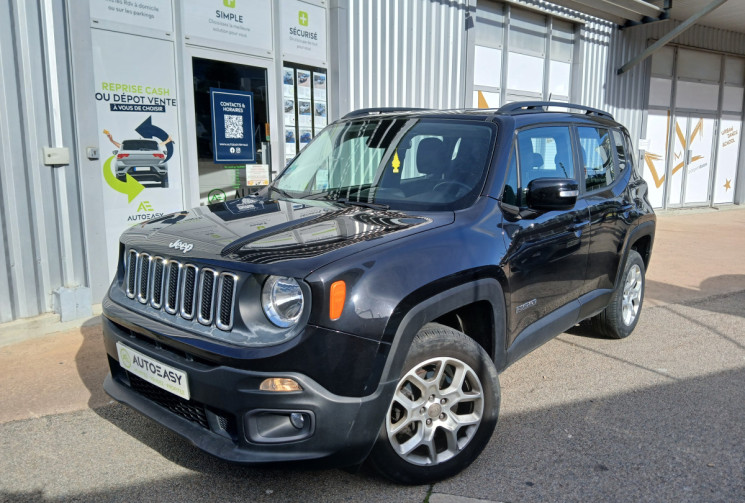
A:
[
  {"xmin": 335, "ymin": 198, "xmax": 390, "ymax": 211},
  {"xmin": 268, "ymin": 186, "xmax": 295, "ymax": 200}
]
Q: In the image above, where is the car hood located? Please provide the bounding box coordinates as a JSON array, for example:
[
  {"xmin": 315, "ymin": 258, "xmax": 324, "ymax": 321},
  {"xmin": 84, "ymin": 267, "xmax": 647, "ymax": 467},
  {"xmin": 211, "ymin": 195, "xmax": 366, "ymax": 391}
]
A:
[{"xmin": 120, "ymin": 196, "xmax": 454, "ymax": 277}]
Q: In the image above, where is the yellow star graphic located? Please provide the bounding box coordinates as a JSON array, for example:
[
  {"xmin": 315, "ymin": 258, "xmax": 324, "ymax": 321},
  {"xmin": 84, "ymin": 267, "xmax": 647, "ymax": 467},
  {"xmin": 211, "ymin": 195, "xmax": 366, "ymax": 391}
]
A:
[{"xmin": 724, "ymin": 179, "xmax": 732, "ymax": 191}]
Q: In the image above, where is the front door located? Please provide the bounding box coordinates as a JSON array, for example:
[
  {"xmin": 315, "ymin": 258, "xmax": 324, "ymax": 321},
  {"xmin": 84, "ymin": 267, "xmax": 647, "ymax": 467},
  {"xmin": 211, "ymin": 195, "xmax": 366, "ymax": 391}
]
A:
[
  {"xmin": 184, "ymin": 49, "xmax": 278, "ymax": 206},
  {"xmin": 502, "ymin": 126, "xmax": 590, "ymax": 344},
  {"xmin": 667, "ymin": 114, "xmax": 717, "ymax": 206}
]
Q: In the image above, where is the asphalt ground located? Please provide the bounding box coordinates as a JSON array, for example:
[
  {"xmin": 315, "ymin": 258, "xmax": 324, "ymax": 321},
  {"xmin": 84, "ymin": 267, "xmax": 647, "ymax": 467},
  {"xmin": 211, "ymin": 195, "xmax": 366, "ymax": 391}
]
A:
[{"xmin": 1, "ymin": 206, "xmax": 744, "ymax": 502}]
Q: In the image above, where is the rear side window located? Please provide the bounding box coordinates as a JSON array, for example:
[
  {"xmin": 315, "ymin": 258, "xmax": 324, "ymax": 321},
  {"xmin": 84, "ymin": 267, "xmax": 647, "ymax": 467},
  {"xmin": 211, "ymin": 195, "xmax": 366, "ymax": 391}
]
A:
[
  {"xmin": 578, "ymin": 127, "xmax": 615, "ymax": 192},
  {"xmin": 611, "ymin": 129, "xmax": 628, "ymax": 172}
]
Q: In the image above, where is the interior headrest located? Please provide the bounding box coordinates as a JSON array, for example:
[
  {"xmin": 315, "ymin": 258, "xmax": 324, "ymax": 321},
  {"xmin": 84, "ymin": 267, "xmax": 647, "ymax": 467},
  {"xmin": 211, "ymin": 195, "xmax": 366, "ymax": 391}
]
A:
[{"xmin": 417, "ymin": 138, "xmax": 446, "ymax": 175}]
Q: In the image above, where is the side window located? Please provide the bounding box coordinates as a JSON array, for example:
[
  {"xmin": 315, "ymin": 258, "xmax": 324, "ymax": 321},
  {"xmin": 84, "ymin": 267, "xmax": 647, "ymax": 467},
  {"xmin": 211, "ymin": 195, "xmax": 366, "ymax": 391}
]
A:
[
  {"xmin": 611, "ymin": 129, "xmax": 627, "ymax": 173},
  {"xmin": 516, "ymin": 126, "xmax": 574, "ymax": 189},
  {"xmin": 502, "ymin": 144, "xmax": 519, "ymax": 207},
  {"xmin": 578, "ymin": 126, "xmax": 615, "ymax": 192},
  {"xmin": 624, "ymin": 132, "xmax": 637, "ymax": 173}
]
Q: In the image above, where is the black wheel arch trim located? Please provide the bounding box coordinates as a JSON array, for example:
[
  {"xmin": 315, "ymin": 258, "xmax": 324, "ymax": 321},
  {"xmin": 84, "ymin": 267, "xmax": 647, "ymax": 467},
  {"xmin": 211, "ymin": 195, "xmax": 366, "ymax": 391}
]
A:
[
  {"xmin": 378, "ymin": 274, "xmax": 508, "ymax": 385},
  {"xmin": 615, "ymin": 219, "xmax": 655, "ymax": 292}
]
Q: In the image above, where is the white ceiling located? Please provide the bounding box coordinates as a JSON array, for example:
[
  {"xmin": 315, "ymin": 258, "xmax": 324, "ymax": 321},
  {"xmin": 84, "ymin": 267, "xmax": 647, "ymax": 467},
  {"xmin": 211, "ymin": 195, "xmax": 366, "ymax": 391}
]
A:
[{"xmin": 650, "ymin": 0, "xmax": 745, "ymax": 33}]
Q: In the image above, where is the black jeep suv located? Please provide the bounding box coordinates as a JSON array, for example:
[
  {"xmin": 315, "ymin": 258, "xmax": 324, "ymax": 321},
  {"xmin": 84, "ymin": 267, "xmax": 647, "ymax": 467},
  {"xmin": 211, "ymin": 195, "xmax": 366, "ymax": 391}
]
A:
[{"xmin": 102, "ymin": 102, "xmax": 655, "ymax": 484}]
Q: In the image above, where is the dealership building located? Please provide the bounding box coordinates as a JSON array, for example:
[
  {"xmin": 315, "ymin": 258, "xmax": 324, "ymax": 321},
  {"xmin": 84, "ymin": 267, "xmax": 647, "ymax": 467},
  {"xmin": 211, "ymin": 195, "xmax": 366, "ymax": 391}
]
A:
[{"xmin": 1, "ymin": 0, "xmax": 744, "ymax": 323}]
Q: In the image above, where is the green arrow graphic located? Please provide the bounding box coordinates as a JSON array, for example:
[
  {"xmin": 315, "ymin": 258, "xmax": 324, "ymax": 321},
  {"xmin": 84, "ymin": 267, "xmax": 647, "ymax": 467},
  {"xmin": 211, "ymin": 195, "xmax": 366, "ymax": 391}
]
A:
[{"xmin": 102, "ymin": 156, "xmax": 144, "ymax": 203}]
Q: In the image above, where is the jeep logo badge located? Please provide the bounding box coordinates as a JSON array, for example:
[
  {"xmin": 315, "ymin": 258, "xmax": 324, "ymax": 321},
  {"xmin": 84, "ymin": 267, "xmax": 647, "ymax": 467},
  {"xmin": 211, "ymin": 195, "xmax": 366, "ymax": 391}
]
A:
[{"xmin": 169, "ymin": 239, "xmax": 194, "ymax": 253}]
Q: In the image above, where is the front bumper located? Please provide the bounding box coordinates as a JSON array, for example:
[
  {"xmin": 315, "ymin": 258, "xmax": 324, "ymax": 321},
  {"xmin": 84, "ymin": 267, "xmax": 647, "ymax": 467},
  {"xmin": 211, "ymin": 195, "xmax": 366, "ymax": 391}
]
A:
[{"xmin": 102, "ymin": 316, "xmax": 395, "ymax": 466}]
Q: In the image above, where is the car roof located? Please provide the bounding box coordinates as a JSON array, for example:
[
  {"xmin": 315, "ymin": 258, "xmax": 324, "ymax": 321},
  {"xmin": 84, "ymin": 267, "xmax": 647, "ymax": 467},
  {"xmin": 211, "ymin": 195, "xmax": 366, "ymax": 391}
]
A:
[{"xmin": 339, "ymin": 102, "xmax": 623, "ymax": 129}]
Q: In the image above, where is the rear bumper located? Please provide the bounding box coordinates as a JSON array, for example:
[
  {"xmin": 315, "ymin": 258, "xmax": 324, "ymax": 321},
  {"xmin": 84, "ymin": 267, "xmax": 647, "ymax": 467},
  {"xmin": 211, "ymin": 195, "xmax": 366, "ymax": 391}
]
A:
[{"xmin": 102, "ymin": 317, "xmax": 394, "ymax": 466}]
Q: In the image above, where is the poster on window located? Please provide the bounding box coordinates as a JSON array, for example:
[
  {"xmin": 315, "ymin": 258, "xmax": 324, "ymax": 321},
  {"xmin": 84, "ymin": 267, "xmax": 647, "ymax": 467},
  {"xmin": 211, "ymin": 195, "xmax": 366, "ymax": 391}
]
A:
[
  {"xmin": 714, "ymin": 116, "xmax": 741, "ymax": 204},
  {"xmin": 91, "ymin": 29, "xmax": 184, "ymax": 279},
  {"xmin": 314, "ymin": 101, "xmax": 327, "ymax": 133},
  {"xmin": 297, "ymin": 69, "xmax": 311, "ymax": 99},
  {"xmin": 298, "ymin": 99, "xmax": 312, "ymax": 127},
  {"xmin": 210, "ymin": 88, "xmax": 255, "ymax": 163}
]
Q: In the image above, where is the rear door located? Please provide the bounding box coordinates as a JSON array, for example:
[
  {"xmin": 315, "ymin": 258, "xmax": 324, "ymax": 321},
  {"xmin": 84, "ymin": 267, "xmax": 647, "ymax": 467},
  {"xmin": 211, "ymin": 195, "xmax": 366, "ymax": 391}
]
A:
[
  {"xmin": 501, "ymin": 125, "xmax": 590, "ymax": 345},
  {"xmin": 578, "ymin": 126, "xmax": 633, "ymax": 316}
]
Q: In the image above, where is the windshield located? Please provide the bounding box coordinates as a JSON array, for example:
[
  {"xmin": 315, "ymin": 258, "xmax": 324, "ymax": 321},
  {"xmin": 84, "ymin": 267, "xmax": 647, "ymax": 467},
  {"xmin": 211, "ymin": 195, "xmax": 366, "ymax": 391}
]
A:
[
  {"xmin": 272, "ymin": 118, "xmax": 496, "ymax": 211},
  {"xmin": 121, "ymin": 140, "xmax": 159, "ymax": 151}
]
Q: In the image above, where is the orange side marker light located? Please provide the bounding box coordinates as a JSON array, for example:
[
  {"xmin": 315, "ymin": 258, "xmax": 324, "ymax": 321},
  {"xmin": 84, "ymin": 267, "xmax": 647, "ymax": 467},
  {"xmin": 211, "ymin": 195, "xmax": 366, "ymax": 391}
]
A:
[{"xmin": 329, "ymin": 281, "xmax": 346, "ymax": 321}]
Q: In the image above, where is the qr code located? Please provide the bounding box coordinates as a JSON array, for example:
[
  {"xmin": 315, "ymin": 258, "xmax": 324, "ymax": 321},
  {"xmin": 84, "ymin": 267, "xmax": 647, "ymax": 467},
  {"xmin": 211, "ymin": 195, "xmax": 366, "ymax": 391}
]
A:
[{"xmin": 224, "ymin": 114, "xmax": 243, "ymax": 139}]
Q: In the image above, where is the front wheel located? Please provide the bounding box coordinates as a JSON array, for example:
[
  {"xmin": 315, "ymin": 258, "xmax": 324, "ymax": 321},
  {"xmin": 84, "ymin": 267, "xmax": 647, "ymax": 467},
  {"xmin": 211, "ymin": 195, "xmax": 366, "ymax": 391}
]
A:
[
  {"xmin": 368, "ymin": 323, "xmax": 500, "ymax": 484},
  {"xmin": 593, "ymin": 249, "xmax": 646, "ymax": 339}
]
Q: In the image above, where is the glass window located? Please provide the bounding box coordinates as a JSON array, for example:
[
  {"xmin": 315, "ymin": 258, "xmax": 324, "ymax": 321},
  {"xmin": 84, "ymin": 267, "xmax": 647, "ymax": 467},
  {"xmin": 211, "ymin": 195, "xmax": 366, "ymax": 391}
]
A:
[
  {"xmin": 651, "ymin": 46, "xmax": 674, "ymax": 77},
  {"xmin": 516, "ymin": 126, "xmax": 574, "ymax": 187},
  {"xmin": 677, "ymin": 48, "xmax": 721, "ymax": 82},
  {"xmin": 475, "ymin": 1, "xmax": 505, "ymax": 48},
  {"xmin": 274, "ymin": 118, "xmax": 496, "ymax": 211},
  {"xmin": 624, "ymin": 133, "xmax": 636, "ymax": 174},
  {"xmin": 550, "ymin": 19, "xmax": 574, "ymax": 62},
  {"xmin": 509, "ymin": 9, "xmax": 546, "ymax": 56},
  {"xmin": 611, "ymin": 130, "xmax": 627, "ymax": 173},
  {"xmin": 724, "ymin": 56, "xmax": 745, "ymax": 85},
  {"xmin": 579, "ymin": 127, "xmax": 615, "ymax": 191}
]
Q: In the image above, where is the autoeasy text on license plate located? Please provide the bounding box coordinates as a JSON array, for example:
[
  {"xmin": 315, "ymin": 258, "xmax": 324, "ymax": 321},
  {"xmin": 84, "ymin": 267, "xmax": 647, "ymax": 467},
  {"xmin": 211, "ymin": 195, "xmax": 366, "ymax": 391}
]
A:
[{"xmin": 116, "ymin": 342, "xmax": 190, "ymax": 400}]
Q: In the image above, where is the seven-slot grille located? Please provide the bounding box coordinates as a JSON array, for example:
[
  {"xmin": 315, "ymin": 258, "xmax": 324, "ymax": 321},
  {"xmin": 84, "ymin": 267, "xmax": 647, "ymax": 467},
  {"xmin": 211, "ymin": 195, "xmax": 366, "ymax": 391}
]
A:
[{"xmin": 125, "ymin": 249, "xmax": 238, "ymax": 331}]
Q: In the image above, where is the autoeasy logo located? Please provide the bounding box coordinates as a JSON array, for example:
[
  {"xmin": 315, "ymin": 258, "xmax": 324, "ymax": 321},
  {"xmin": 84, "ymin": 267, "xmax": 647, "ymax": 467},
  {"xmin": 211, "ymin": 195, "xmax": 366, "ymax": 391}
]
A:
[
  {"xmin": 127, "ymin": 200, "xmax": 163, "ymax": 222},
  {"xmin": 290, "ymin": 9, "xmax": 318, "ymax": 40},
  {"xmin": 130, "ymin": 353, "xmax": 184, "ymax": 387},
  {"xmin": 120, "ymin": 349, "xmax": 132, "ymax": 369}
]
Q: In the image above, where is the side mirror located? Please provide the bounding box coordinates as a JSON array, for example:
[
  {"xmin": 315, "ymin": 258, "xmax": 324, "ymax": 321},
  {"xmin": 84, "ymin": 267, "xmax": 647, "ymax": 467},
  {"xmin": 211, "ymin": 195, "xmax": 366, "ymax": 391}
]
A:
[
  {"xmin": 112, "ymin": 150, "xmax": 118, "ymax": 155},
  {"xmin": 527, "ymin": 178, "xmax": 578, "ymax": 211}
]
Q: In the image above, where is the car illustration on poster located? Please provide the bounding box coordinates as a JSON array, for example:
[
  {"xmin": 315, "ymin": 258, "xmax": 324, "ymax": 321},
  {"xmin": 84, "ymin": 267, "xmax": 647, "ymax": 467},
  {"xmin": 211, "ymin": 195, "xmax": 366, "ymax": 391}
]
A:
[{"xmin": 114, "ymin": 139, "xmax": 169, "ymax": 188}]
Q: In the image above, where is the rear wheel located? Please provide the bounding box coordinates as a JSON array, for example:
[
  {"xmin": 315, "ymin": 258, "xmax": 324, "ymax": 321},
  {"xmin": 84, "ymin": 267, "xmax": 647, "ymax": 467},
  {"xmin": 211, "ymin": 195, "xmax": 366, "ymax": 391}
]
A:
[
  {"xmin": 593, "ymin": 249, "xmax": 645, "ymax": 339},
  {"xmin": 368, "ymin": 323, "xmax": 500, "ymax": 484},
  {"xmin": 116, "ymin": 173, "xmax": 126, "ymax": 182},
  {"xmin": 160, "ymin": 175, "xmax": 169, "ymax": 188}
]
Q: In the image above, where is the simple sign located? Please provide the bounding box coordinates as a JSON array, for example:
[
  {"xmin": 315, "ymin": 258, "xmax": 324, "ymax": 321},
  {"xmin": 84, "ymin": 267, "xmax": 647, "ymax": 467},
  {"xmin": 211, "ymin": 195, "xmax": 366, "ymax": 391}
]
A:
[
  {"xmin": 210, "ymin": 88, "xmax": 255, "ymax": 163},
  {"xmin": 182, "ymin": 0, "xmax": 272, "ymax": 52}
]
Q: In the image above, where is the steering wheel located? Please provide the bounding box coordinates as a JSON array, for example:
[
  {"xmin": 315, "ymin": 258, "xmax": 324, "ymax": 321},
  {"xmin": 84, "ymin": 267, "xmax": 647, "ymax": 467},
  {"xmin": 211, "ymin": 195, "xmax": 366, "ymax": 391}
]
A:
[{"xmin": 433, "ymin": 180, "xmax": 471, "ymax": 193}]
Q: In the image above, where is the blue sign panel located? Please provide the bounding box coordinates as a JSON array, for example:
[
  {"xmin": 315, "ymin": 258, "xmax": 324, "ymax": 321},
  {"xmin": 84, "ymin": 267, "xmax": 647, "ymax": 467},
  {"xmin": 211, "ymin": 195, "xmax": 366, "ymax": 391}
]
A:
[{"xmin": 210, "ymin": 88, "xmax": 255, "ymax": 163}]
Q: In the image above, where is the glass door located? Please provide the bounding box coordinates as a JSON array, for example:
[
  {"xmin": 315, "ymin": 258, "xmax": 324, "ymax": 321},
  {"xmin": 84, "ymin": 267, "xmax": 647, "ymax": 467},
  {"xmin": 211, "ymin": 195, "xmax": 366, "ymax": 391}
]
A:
[
  {"xmin": 183, "ymin": 49, "xmax": 277, "ymax": 206},
  {"xmin": 668, "ymin": 113, "xmax": 717, "ymax": 206}
]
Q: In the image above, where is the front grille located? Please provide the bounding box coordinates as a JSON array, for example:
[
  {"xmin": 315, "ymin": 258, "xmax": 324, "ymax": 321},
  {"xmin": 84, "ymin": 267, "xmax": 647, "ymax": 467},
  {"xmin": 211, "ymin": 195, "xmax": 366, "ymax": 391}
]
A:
[
  {"xmin": 126, "ymin": 371, "xmax": 209, "ymax": 429},
  {"xmin": 124, "ymin": 249, "xmax": 239, "ymax": 331}
]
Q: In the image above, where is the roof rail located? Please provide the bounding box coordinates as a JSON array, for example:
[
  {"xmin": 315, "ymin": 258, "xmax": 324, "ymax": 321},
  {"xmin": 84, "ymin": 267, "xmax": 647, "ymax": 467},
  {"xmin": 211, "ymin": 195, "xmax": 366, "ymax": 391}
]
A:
[
  {"xmin": 497, "ymin": 101, "xmax": 614, "ymax": 121},
  {"xmin": 342, "ymin": 107, "xmax": 429, "ymax": 120}
]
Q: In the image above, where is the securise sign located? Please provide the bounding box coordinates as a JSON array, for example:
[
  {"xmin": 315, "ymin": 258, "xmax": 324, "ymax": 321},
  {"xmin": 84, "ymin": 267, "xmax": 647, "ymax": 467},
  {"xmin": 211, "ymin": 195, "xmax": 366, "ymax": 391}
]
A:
[{"xmin": 281, "ymin": 0, "xmax": 327, "ymax": 64}]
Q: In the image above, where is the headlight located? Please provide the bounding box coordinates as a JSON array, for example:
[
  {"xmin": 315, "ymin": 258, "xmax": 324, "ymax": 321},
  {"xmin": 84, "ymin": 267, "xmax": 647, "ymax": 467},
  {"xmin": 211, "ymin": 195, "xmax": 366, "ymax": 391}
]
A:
[{"xmin": 261, "ymin": 276, "xmax": 304, "ymax": 327}]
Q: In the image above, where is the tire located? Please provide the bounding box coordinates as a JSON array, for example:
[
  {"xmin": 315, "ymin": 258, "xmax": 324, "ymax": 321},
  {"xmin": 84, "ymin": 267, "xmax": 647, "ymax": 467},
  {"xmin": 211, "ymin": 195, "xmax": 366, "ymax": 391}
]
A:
[
  {"xmin": 116, "ymin": 174, "xmax": 126, "ymax": 182},
  {"xmin": 160, "ymin": 176, "xmax": 169, "ymax": 188},
  {"xmin": 592, "ymin": 249, "xmax": 645, "ymax": 339},
  {"xmin": 368, "ymin": 323, "xmax": 500, "ymax": 484}
]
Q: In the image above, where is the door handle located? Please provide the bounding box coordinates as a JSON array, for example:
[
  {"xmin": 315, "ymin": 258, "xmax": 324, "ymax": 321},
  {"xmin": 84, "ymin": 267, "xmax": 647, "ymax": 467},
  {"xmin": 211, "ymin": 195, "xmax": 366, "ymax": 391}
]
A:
[{"xmin": 568, "ymin": 220, "xmax": 589, "ymax": 232}]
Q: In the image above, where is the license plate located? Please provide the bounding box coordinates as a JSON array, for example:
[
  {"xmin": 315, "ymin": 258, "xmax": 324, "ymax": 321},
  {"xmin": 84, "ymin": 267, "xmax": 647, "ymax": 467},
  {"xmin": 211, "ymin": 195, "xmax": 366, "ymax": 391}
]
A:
[
  {"xmin": 116, "ymin": 342, "xmax": 190, "ymax": 400},
  {"xmin": 133, "ymin": 166, "xmax": 150, "ymax": 172}
]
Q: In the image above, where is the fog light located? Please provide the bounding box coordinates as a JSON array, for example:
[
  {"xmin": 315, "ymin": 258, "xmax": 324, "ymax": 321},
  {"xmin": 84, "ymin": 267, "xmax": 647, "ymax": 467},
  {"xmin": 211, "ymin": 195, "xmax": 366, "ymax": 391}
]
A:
[
  {"xmin": 290, "ymin": 412, "xmax": 305, "ymax": 429},
  {"xmin": 259, "ymin": 377, "xmax": 302, "ymax": 392}
]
